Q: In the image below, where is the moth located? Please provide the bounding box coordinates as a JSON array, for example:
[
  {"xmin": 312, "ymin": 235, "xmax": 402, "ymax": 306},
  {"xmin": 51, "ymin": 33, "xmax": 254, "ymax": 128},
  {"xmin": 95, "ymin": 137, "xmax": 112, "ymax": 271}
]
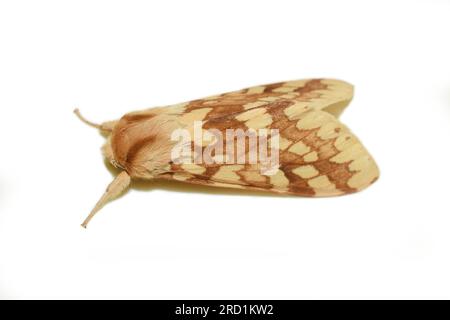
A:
[{"xmin": 75, "ymin": 79, "xmax": 379, "ymax": 227}]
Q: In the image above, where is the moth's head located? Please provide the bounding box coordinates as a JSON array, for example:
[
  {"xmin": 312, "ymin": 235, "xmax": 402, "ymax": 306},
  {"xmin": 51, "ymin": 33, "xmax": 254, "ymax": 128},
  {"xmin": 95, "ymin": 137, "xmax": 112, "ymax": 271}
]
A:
[
  {"xmin": 101, "ymin": 136, "xmax": 124, "ymax": 170},
  {"xmin": 98, "ymin": 121, "xmax": 124, "ymax": 169},
  {"xmin": 75, "ymin": 108, "xmax": 177, "ymax": 178},
  {"xmin": 74, "ymin": 109, "xmax": 122, "ymax": 169}
]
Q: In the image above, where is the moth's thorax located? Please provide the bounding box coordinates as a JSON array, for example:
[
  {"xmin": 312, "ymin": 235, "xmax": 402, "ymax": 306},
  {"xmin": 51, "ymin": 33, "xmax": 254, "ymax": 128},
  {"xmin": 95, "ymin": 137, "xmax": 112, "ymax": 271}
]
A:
[{"xmin": 108, "ymin": 111, "xmax": 180, "ymax": 179}]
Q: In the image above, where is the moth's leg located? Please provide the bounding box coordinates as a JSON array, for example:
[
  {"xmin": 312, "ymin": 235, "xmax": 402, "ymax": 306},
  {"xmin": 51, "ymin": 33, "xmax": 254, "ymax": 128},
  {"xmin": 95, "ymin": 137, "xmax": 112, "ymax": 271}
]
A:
[{"xmin": 81, "ymin": 171, "xmax": 131, "ymax": 228}]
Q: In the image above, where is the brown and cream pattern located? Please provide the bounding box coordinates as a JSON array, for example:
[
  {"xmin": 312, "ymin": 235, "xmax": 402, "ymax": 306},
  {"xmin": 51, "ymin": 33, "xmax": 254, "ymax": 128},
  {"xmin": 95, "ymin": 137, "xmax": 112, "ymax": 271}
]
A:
[{"xmin": 76, "ymin": 79, "xmax": 379, "ymax": 227}]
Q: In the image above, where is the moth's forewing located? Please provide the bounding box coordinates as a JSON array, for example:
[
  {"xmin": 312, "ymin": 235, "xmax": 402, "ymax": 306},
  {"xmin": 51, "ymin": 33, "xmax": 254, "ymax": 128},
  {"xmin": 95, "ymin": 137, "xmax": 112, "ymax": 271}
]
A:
[{"xmin": 160, "ymin": 79, "xmax": 378, "ymax": 196}]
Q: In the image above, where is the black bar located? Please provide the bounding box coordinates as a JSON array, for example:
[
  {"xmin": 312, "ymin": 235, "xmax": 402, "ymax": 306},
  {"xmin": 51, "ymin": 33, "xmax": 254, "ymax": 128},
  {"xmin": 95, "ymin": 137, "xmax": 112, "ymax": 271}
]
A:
[{"xmin": 0, "ymin": 300, "xmax": 447, "ymax": 318}]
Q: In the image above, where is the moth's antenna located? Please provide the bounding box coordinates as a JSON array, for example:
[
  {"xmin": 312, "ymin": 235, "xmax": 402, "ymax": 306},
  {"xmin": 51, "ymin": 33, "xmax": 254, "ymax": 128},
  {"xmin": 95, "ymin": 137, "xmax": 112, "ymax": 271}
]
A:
[
  {"xmin": 73, "ymin": 108, "xmax": 102, "ymax": 129},
  {"xmin": 81, "ymin": 171, "xmax": 131, "ymax": 228},
  {"xmin": 74, "ymin": 108, "xmax": 115, "ymax": 132}
]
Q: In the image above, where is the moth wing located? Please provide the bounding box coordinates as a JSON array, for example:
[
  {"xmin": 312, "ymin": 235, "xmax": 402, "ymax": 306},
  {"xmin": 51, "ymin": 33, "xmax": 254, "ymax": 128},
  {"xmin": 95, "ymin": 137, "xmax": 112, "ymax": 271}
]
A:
[
  {"xmin": 167, "ymin": 164, "xmax": 275, "ymax": 193},
  {"xmin": 178, "ymin": 78, "xmax": 354, "ymax": 119},
  {"xmin": 274, "ymin": 106, "xmax": 380, "ymax": 196},
  {"xmin": 165, "ymin": 103, "xmax": 378, "ymax": 197},
  {"xmin": 122, "ymin": 79, "xmax": 353, "ymax": 123}
]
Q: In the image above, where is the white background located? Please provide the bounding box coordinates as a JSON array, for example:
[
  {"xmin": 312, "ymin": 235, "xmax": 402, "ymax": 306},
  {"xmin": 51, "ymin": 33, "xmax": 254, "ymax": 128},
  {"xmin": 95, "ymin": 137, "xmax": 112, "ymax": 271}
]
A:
[{"xmin": 0, "ymin": 0, "xmax": 449, "ymax": 299}]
